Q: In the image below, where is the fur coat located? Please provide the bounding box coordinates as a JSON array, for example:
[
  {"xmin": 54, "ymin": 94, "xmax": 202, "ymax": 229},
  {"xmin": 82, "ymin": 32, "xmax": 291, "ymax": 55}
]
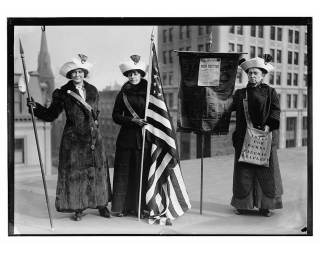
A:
[{"xmin": 33, "ymin": 80, "xmax": 112, "ymax": 212}]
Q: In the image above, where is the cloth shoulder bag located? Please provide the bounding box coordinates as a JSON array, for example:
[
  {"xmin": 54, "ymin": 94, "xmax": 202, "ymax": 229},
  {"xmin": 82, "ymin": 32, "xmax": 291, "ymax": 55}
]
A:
[{"xmin": 238, "ymin": 89, "xmax": 272, "ymax": 167}]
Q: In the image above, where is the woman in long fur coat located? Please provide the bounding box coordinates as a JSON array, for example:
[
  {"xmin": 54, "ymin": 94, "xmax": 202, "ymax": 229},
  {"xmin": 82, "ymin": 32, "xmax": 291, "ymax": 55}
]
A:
[{"xmin": 27, "ymin": 55, "xmax": 112, "ymax": 221}]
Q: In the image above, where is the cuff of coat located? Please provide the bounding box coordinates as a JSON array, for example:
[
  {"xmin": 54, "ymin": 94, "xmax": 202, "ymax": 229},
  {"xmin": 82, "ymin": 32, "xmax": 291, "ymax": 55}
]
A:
[{"xmin": 265, "ymin": 117, "xmax": 280, "ymax": 131}]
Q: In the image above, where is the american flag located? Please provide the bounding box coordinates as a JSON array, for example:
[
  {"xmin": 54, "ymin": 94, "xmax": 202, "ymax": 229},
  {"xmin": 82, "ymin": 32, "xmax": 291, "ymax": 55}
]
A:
[{"xmin": 144, "ymin": 43, "xmax": 191, "ymax": 225}]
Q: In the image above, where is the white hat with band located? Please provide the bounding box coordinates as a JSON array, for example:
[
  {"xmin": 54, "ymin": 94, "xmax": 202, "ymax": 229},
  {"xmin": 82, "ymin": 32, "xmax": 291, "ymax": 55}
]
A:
[{"xmin": 59, "ymin": 54, "xmax": 93, "ymax": 78}]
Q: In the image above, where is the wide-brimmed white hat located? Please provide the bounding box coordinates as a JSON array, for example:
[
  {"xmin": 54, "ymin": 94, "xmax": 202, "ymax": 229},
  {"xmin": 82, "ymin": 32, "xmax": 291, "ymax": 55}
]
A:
[
  {"xmin": 240, "ymin": 54, "xmax": 274, "ymax": 73},
  {"xmin": 119, "ymin": 55, "xmax": 148, "ymax": 77},
  {"xmin": 59, "ymin": 54, "xmax": 93, "ymax": 78}
]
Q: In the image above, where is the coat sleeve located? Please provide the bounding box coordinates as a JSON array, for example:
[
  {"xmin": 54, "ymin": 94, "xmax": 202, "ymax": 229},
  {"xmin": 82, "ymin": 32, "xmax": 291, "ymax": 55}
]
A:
[
  {"xmin": 265, "ymin": 88, "xmax": 281, "ymax": 131},
  {"xmin": 112, "ymin": 90, "xmax": 133, "ymax": 126},
  {"xmin": 230, "ymin": 88, "xmax": 239, "ymax": 112},
  {"xmin": 31, "ymin": 89, "xmax": 64, "ymax": 122}
]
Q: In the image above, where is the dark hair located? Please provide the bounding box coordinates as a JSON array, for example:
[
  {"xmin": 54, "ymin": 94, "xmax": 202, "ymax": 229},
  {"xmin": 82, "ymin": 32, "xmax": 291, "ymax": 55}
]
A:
[
  {"xmin": 124, "ymin": 69, "xmax": 145, "ymax": 78},
  {"xmin": 66, "ymin": 68, "xmax": 89, "ymax": 79}
]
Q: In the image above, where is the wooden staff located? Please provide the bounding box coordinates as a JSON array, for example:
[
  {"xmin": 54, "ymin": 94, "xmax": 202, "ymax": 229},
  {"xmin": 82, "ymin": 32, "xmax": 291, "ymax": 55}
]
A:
[
  {"xmin": 19, "ymin": 39, "xmax": 54, "ymax": 231},
  {"xmin": 138, "ymin": 27, "xmax": 154, "ymax": 221}
]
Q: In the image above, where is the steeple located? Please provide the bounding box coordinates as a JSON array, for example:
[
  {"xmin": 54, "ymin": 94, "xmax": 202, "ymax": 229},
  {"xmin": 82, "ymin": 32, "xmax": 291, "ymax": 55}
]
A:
[{"xmin": 37, "ymin": 28, "xmax": 55, "ymax": 102}]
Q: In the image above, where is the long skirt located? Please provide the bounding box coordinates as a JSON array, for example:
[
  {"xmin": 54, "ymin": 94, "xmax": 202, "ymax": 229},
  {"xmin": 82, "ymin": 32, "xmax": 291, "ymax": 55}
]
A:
[
  {"xmin": 231, "ymin": 177, "xmax": 283, "ymax": 210},
  {"xmin": 111, "ymin": 147, "xmax": 151, "ymax": 213}
]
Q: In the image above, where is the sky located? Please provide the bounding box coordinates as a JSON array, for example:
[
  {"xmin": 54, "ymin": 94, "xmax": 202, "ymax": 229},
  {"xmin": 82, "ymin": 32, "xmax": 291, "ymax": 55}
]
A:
[
  {"xmin": 0, "ymin": 11, "xmax": 320, "ymax": 243},
  {"xmin": 14, "ymin": 26, "xmax": 157, "ymax": 91}
]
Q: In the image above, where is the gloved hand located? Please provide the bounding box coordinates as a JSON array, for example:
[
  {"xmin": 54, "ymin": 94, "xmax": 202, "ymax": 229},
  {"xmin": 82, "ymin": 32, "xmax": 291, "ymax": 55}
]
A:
[
  {"xmin": 26, "ymin": 97, "xmax": 37, "ymax": 109},
  {"xmin": 263, "ymin": 125, "xmax": 270, "ymax": 133},
  {"xmin": 131, "ymin": 118, "xmax": 148, "ymax": 127}
]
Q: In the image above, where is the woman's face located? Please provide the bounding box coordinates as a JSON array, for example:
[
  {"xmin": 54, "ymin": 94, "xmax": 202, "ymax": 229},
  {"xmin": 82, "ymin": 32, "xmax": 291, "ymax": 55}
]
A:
[
  {"xmin": 127, "ymin": 70, "xmax": 142, "ymax": 85},
  {"xmin": 247, "ymin": 68, "xmax": 265, "ymax": 84},
  {"xmin": 71, "ymin": 68, "xmax": 85, "ymax": 85}
]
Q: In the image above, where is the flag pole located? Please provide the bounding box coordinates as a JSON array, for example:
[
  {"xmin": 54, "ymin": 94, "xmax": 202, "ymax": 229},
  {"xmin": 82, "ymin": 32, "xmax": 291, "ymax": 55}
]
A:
[
  {"xmin": 19, "ymin": 39, "xmax": 54, "ymax": 231},
  {"xmin": 138, "ymin": 27, "xmax": 154, "ymax": 221},
  {"xmin": 200, "ymin": 31, "xmax": 213, "ymax": 215}
]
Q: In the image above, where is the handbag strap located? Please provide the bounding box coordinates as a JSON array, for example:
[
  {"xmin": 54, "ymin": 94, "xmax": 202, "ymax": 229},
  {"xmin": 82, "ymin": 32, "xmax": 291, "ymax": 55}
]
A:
[
  {"xmin": 243, "ymin": 87, "xmax": 273, "ymax": 128},
  {"xmin": 123, "ymin": 93, "xmax": 139, "ymax": 119}
]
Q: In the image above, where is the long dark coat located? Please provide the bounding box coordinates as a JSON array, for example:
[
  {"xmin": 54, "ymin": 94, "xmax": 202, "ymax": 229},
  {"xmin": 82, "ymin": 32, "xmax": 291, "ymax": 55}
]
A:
[
  {"xmin": 231, "ymin": 83, "xmax": 283, "ymax": 199},
  {"xmin": 111, "ymin": 79, "xmax": 151, "ymax": 213},
  {"xmin": 33, "ymin": 80, "xmax": 112, "ymax": 212}
]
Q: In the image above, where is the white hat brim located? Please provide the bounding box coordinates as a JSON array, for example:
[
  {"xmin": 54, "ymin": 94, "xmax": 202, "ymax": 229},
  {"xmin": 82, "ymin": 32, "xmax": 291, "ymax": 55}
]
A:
[
  {"xmin": 119, "ymin": 60, "xmax": 148, "ymax": 76},
  {"xmin": 240, "ymin": 57, "xmax": 274, "ymax": 73},
  {"xmin": 59, "ymin": 58, "xmax": 93, "ymax": 78}
]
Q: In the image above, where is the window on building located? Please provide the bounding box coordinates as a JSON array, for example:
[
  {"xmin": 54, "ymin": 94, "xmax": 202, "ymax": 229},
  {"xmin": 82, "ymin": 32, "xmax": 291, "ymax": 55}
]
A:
[
  {"xmin": 295, "ymin": 31, "xmax": 300, "ymax": 44},
  {"xmin": 229, "ymin": 25, "xmax": 235, "ymax": 34},
  {"xmin": 269, "ymin": 71, "xmax": 274, "ymax": 85},
  {"xmin": 287, "ymin": 94, "xmax": 291, "ymax": 108},
  {"xmin": 163, "ymin": 51, "xmax": 167, "ymax": 64},
  {"xmin": 163, "ymin": 30, "xmax": 167, "ymax": 43},
  {"xmin": 304, "ymin": 53, "xmax": 308, "ymax": 66},
  {"xmin": 304, "ymin": 74, "xmax": 308, "ymax": 86},
  {"xmin": 294, "ymin": 52, "xmax": 299, "ymax": 65},
  {"xmin": 186, "ymin": 26, "xmax": 190, "ymax": 38},
  {"xmin": 236, "ymin": 69, "xmax": 242, "ymax": 83},
  {"xmin": 270, "ymin": 49, "xmax": 275, "ymax": 62},
  {"xmin": 198, "ymin": 44, "xmax": 204, "ymax": 51},
  {"xmin": 205, "ymin": 43, "xmax": 211, "ymax": 52},
  {"xmin": 277, "ymin": 27, "xmax": 282, "ymax": 41},
  {"xmin": 15, "ymin": 138, "xmax": 25, "ymax": 164},
  {"xmin": 287, "ymin": 73, "xmax": 292, "ymax": 86},
  {"xmin": 258, "ymin": 26, "xmax": 263, "ymax": 38},
  {"xmin": 270, "ymin": 26, "xmax": 275, "ymax": 40},
  {"xmin": 162, "ymin": 73, "xmax": 167, "ymax": 86},
  {"xmin": 303, "ymin": 94, "xmax": 307, "ymax": 108},
  {"xmin": 293, "ymin": 94, "xmax": 298, "ymax": 108},
  {"xmin": 237, "ymin": 44, "xmax": 243, "ymax": 53},
  {"xmin": 286, "ymin": 117, "xmax": 297, "ymax": 148},
  {"xmin": 237, "ymin": 26, "xmax": 243, "ymax": 35},
  {"xmin": 250, "ymin": 46, "xmax": 256, "ymax": 58},
  {"xmin": 198, "ymin": 26, "xmax": 204, "ymax": 36},
  {"xmin": 288, "ymin": 51, "xmax": 292, "ymax": 64},
  {"xmin": 169, "ymin": 72, "xmax": 173, "ymax": 85},
  {"xmin": 288, "ymin": 29, "xmax": 293, "ymax": 43},
  {"xmin": 293, "ymin": 73, "xmax": 298, "ymax": 86},
  {"xmin": 302, "ymin": 116, "xmax": 307, "ymax": 146},
  {"xmin": 229, "ymin": 43, "xmax": 235, "ymax": 52},
  {"xmin": 179, "ymin": 26, "xmax": 185, "ymax": 39},
  {"xmin": 14, "ymin": 89, "xmax": 22, "ymax": 114},
  {"xmin": 169, "ymin": 28, "xmax": 173, "ymax": 42},
  {"xmin": 277, "ymin": 50, "xmax": 282, "ymax": 63},
  {"xmin": 251, "ymin": 26, "xmax": 256, "ymax": 37},
  {"xmin": 276, "ymin": 72, "xmax": 281, "ymax": 85},
  {"xmin": 206, "ymin": 25, "xmax": 211, "ymax": 34},
  {"xmin": 169, "ymin": 50, "xmax": 173, "ymax": 63},
  {"xmin": 258, "ymin": 47, "xmax": 263, "ymax": 58},
  {"xmin": 168, "ymin": 93, "xmax": 174, "ymax": 108}
]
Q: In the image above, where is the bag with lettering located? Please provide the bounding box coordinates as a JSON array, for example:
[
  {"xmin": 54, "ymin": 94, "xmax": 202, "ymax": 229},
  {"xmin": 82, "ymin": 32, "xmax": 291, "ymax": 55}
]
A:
[{"xmin": 238, "ymin": 90, "xmax": 272, "ymax": 167}]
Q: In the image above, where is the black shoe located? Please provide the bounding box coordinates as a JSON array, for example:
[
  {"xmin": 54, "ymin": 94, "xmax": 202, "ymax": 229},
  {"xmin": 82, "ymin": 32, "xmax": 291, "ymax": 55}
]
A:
[
  {"xmin": 165, "ymin": 218, "xmax": 172, "ymax": 226},
  {"xmin": 234, "ymin": 209, "xmax": 242, "ymax": 215},
  {"xmin": 73, "ymin": 211, "xmax": 83, "ymax": 221},
  {"xmin": 259, "ymin": 209, "xmax": 271, "ymax": 217},
  {"xmin": 99, "ymin": 207, "xmax": 112, "ymax": 218}
]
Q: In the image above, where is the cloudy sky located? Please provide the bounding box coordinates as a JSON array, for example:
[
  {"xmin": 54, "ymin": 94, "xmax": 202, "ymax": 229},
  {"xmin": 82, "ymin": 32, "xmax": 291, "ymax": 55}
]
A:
[{"xmin": 14, "ymin": 25, "xmax": 157, "ymax": 91}]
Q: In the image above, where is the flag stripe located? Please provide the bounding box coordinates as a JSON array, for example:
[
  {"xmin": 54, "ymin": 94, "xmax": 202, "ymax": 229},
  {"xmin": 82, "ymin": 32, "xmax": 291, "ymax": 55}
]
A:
[
  {"xmin": 145, "ymin": 124, "xmax": 176, "ymax": 150},
  {"xmin": 149, "ymin": 92, "xmax": 167, "ymax": 111}
]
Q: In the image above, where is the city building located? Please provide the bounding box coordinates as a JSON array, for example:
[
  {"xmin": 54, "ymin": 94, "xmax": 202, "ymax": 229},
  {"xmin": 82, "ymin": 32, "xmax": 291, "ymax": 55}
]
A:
[{"xmin": 157, "ymin": 25, "xmax": 308, "ymax": 160}]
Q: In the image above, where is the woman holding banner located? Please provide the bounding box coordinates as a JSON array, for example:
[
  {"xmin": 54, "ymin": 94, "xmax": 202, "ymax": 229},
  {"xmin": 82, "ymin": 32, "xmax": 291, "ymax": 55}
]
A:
[
  {"xmin": 26, "ymin": 55, "xmax": 112, "ymax": 221},
  {"xmin": 111, "ymin": 55, "xmax": 150, "ymax": 219},
  {"xmin": 231, "ymin": 54, "xmax": 283, "ymax": 217}
]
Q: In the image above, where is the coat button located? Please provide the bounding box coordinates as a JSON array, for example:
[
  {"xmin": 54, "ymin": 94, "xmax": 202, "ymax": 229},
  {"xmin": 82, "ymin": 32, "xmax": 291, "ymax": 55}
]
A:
[{"xmin": 91, "ymin": 145, "xmax": 95, "ymax": 150}]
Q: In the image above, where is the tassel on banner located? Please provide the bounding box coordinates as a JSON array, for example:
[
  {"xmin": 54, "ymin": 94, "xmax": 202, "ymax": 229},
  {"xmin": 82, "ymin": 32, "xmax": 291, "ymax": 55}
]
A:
[{"xmin": 18, "ymin": 72, "xmax": 30, "ymax": 95}]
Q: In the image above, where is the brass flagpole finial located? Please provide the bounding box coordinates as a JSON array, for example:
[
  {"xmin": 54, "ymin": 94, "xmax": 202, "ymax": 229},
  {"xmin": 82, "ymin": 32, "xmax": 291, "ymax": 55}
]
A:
[{"xmin": 19, "ymin": 39, "xmax": 24, "ymax": 55}]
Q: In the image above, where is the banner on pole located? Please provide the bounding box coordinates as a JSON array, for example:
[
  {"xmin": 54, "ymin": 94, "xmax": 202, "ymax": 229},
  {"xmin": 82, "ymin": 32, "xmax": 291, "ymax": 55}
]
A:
[{"xmin": 177, "ymin": 52, "xmax": 242, "ymax": 135}]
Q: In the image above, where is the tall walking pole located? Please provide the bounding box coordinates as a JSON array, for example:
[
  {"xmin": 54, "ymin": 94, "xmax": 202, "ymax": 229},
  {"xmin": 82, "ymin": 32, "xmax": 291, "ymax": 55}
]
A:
[
  {"xmin": 138, "ymin": 27, "xmax": 154, "ymax": 221},
  {"xmin": 200, "ymin": 32, "xmax": 213, "ymax": 215},
  {"xmin": 19, "ymin": 39, "xmax": 54, "ymax": 231}
]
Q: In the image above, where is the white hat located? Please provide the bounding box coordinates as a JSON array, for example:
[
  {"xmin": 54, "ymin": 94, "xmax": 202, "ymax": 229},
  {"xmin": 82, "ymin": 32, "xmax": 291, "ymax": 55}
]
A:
[
  {"xmin": 119, "ymin": 55, "xmax": 148, "ymax": 77},
  {"xmin": 240, "ymin": 55, "xmax": 274, "ymax": 73},
  {"xmin": 59, "ymin": 54, "xmax": 93, "ymax": 78}
]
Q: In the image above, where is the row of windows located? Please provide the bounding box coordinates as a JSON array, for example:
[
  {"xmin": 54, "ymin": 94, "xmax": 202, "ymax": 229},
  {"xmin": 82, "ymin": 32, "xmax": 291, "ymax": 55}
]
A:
[
  {"xmin": 286, "ymin": 117, "xmax": 308, "ymax": 147},
  {"xmin": 285, "ymin": 94, "xmax": 308, "ymax": 109},
  {"xmin": 269, "ymin": 72, "xmax": 308, "ymax": 87},
  {"xmin": 162, "ymin": 72, "xmax": 174, "ymax": 86},
  {"xmin": 230, "ymin": 26, "xmax": 307, "ymax": 45},
  {"xmin": 162, "ymin": 50, "xmax": 174, "ymax": 64}
]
